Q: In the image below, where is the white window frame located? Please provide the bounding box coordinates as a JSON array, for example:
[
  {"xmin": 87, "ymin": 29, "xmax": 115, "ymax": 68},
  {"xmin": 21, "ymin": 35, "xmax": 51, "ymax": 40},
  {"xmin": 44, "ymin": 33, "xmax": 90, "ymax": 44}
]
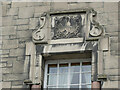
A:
[{"xmin": 43, "ymin": 58, "xmax": 92, "ymax": 88}]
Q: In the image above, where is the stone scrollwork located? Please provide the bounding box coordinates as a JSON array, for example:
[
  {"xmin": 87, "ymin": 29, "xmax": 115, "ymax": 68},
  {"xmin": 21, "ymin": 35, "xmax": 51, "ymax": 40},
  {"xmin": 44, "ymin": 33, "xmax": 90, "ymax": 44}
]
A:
[
  {"xmin": 89, "ymin": 9, "xmax": 104, "ymax": 38},
  {"xmin": 89, "ymin": 20, "xmax": 103, "ymax": 37},
  {"xmin": 32, "ymin": 13, "xmax": 47, "ymax": 41}
]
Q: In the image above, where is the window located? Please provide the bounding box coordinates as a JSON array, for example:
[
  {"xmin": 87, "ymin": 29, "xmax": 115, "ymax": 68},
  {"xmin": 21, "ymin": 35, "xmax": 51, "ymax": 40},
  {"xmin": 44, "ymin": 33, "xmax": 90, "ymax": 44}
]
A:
[{"xmin": 44, "ymin": 59, "xmax": 91, "ymax": 89}]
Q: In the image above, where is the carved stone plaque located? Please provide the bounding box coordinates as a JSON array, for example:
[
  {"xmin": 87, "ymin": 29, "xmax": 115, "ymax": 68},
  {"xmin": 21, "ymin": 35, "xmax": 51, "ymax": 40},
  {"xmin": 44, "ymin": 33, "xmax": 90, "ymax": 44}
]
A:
[{"xmin": 51, "ymin": 14, "xmax": 86, "ymax": 40}]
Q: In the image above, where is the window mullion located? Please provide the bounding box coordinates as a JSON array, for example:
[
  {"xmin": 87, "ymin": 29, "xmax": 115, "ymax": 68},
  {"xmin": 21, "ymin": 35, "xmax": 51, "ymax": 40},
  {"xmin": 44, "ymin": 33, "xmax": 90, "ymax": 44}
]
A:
[
  {"xmin": 57, "ymin": 63, "xmax": 59, "ymax": 88},
  {"xmin": 79, "ymin": 62, "xmax": 82, "ymax": 88},
  {"xmin": 68, "ymin": 62, "xmax": 70, "ymax": 88}
]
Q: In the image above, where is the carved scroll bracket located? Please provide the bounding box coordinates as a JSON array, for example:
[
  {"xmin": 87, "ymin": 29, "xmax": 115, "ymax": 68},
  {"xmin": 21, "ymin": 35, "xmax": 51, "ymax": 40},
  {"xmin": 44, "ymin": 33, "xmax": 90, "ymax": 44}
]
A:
[
  {"xmin": 86, "ymin": 9, "xmax": 106, "ymax": 40},
  {"xmin": 32, "ymin": 12, "xmax": 47, "ymax": 41}
]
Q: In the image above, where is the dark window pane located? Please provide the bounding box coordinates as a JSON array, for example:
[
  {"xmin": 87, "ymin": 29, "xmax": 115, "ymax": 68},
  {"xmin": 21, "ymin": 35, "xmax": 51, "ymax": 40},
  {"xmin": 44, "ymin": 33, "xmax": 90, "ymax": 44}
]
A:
[{"xmin": 48, "ymin": 64, "xmax": 57, "ymax": 73}]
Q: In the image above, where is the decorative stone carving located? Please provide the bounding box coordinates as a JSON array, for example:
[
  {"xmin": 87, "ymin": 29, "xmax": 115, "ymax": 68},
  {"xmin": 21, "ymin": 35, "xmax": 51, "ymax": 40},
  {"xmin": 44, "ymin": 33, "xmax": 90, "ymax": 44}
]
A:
[
  {"xmin": 51, "ymin": 14, "xmax": 86, "ymax": 40},
  {"xmin": 86, "ymin": 9, "xmax": 105, "ymax": 40},
  {"xmin": 32, "ymin": 13, "xmax": 47, "ymax": 41}
]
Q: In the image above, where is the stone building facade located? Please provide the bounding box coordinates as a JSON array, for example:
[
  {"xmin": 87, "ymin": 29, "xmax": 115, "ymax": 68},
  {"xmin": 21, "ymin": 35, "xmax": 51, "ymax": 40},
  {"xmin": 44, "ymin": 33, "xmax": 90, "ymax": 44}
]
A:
[{"xmin": 0, "ymin": 2, "xmax": 119, "ymax": 89}]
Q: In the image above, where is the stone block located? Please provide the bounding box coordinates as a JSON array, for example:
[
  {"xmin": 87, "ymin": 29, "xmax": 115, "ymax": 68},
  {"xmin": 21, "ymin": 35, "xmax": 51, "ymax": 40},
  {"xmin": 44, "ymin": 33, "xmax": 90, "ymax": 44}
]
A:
[
  {"xmin": 12, "ymin": 60, "xmax": 24, "ymax": 73},
  {"xmin": 102, "ymin": 81, "xmax": 118, "ymax": 88},
  {"xmin": 0, "ymin": 62, "xmax": 7, "ymax": 68},
  {"xmin": 105, "ymin": 25, "xmax": 118, "ymax": 33},
  {"xmin": 2, "ymin": 68, "xmax": 12, "ymax": 74},
  {"xmin": 15, "ymin": 19, "xmax": 29, "ymax": 25},
  {"xmin": 2, "ymin": 26, "xmax": 17, "ymax": 35},
  {"xmin": 109, "ymin": 76, "xmax": 120, "ymax": 81},
  {"xmin": 17, "ymin": 30, "xmax": 32, "ymax": 38},
  {"xmin": 11, "ymin": 80, "xmax": 23, "ymax": 86},
  {"xmin": 68, "ymin": 2, "xmax": 88, "ymax": 10},
  {"xmin": 2, "ymin": 5, "xmax": 7, "ymax": 16},
  {"xmin": 2, "ymin": 39, "xmax": 18, "ymax": 49},
  {"xmin": 104, "ymin": 69, "xmax": 119, "ymax": 76},
  {"xmin": 17, "ymin": 48, "xmax": 25, "ymax": 56},
  {"xmin": 3, "ymin": 74, "xmax": 25, "ymax": 81},
  {"xmin": 29, "ymin": 18, "xmax": 38, "ymax": 29},
  {"xmin": 110, "ymin": 37, "xmax": 118, "ymax": 43},
  {"xmin": 107, "ymin": 12, "xmax": 118, "ymax": 20},
  {"xmin": 34, "ymin": 13, "xmax": 41, "ymax": 18},
  {"xmin": 9, "ymin": 49, "xmax": 17, "ymax": 56},
  {"xmin": 88, "ymin": 2, "xmax": 104, "ymax": 8},
  {"xmin": 2, "ymin": 50, "xmax": 9, "ymax": 55},
  {"xmin": 104, "ymin": 55, "xmax": 118, "ymax": 69},
  {"xmin": 35, "ymin": 6, "xmax": 50, "ymax": 13},
  {"xmin": 17, "ymin": 25, "xmax": 29, "ymax": 30},
  {"xmin": 19, "ymin": 7, "xmax": 34, "ymax": 18},
  {"xmin": 9, "ymin": 35, "xmax": 17, "ymax": 39},
  {"xmin": 104, "ymin": 2, "xmax": 118, "ymax": 13},
  {"xmin": 7, "ymin": 8, "xmax": 18, "ymax": 16},
  {"xmin": 12, "ymin": 2, "xmax": 27, "ymax": 7},
  {"xmin": 110, "ymin": 42, "xmax": 118, "ymax": 51},
  {"xmin": 51, "ymin": 2, "xmax": 68, "ymax": 11},
  {"xmin": 2, "ymin": 16, "xmax": 15, "ymax": 26},
  {"xmin": 11, "ymin": 85, "xmax": 23, "ymax": 88},
  {"xmin": 1, "ymin": 57, "xmax": 16, "ymax": 62},
  {"xmin": 2, "ymin": 82, "xmax": 11, "ymax": 88},
  {"xmin": 107, "ymin": 19, "xmax": 118, "ymax": 25}
]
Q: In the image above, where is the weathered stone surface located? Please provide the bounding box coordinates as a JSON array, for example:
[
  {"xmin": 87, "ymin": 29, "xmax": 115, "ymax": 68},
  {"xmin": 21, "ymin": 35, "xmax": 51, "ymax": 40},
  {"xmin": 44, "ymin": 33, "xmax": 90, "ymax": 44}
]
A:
[
  {"xmin": 7, "ymin": 8, "xmax": 18, "ymax": 16},
  {"xmin": 35, "ymin": 6, "xmax": 50, "ymax": 13},
  {"xmin": 110, "ymin": 42, "xmax": 118, "ymax": 51},
  {"xmin": 12, "ymin": 60, "xmax": 24, "ymax": 73},
  {"xmin": 105, "ymin": 25, "xmax": 118, "ymax": 33},
  {"xmin": 2, "ymin": 16, "xmax": 15, "ymax": 26},
  {"xmin": 2, "ymin": 82, "xmax": 11, "ymax": 88},
  {"xmin": 9, "ymin": 49, "xmax": 17, "ymax": 56},
  {"xmin": 2, "ymin": 39, "xmax": 18, "ymax": 49},
  {"xmin": 88, "ymin": 2, "xmax": 104, "ymax": 8},
  {"xmin": 104, "ymin": 2, "xmax": 118, "ymax": 13},
  {"xmin": 17, "ymin": 25, "xmax": 29, "ymax": 30},
  {"xmin": 102, "ymin": 81, "xmax": 118, "ymax": 88},
  {"xmin": 19, "ymin": 7, "xmax": 34, "ymax": 18},
  {"xmin": 104, "ymin": 55, "xmax": 118, "ymax": 69},
  {"xmin": 2, "ymin": 26, "xmax": 17, "ymax": 35},
  {"xmin": 2, "ymin": 68, "xmax": 12, "ymax": 74},
  {"xmin": 17, "ymin": 30, "xmax": 32, "ymax": 38},
  {"xmin": 3, "ymin": 74, "xmax": 25, "ymax": 81},
  {"xmin": 51, "ymin": 2, "xmax": 68, "ymax": 11},
  {"xmin": 11, "ymin": 80, "xmax": 23, "ymax": 86},
  {"xmin": 104, "ymin": 69, "xmax": 119, "ymax": 76},
  {"xmin": 14, "ymin": 19, "xmax": 29, "ymax": 25},
  {"xmin": 12, "ymin": 2, "xmax": 27, "ymax": 7},
  {"xmin": 29, "ymin": 18, "xmax": 38, "ymax": 29}
]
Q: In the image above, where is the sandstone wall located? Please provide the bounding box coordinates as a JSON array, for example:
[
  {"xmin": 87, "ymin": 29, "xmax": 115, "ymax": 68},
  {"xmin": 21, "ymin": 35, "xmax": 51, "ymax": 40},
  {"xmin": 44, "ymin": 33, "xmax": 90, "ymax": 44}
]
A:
[{"xmin": 0, "ymin": 2, "xmax": 119, "ymax": 88}]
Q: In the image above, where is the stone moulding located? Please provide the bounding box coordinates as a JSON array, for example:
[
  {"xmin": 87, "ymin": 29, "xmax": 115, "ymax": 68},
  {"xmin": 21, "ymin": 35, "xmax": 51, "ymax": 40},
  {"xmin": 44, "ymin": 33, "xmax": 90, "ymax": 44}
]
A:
[
  {"xmin": 28, "ymin": 8, "xmax": 109, "ymax": 86},
  {"xmin": 32, "ymin": 13, "xmax": 47, "ymax": 42},
  {"xmin": 32, "ymin": 8, "xmax": 106, "ymax": 44}
]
